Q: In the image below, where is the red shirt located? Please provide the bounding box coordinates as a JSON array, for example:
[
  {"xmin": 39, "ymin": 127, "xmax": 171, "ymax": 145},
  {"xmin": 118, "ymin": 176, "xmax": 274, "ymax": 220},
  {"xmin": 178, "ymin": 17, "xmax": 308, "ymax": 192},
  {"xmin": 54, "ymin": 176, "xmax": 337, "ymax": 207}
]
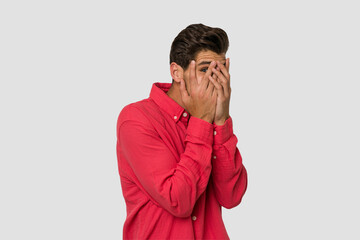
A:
[{"xmin": 116, "ymin": 82, "xmax": 248, "ymax": 239}]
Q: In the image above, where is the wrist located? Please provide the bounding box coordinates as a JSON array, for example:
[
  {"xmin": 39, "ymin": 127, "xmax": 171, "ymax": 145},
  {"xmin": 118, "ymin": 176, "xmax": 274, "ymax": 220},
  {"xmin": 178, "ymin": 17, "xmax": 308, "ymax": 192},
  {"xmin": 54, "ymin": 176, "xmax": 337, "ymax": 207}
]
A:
[
  {"xmin": 191, "ymin": 114, "xmax": 213, "ymax": 124},
  {"xmin": 214, "ymin": 120, "xmax": 226, "ymax": 125},
  {"xmin": 214, "ymin": 115, "xmax": 229, "ymax": 126},
  {"xmin": 201, "ymin": 117, "xmax": 213, "ymax": 124}
]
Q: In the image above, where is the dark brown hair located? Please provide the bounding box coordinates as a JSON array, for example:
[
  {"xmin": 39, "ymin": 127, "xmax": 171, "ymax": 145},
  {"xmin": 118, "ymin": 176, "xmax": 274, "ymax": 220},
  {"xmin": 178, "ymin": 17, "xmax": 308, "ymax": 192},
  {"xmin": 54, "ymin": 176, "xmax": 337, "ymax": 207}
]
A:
[{"xmin": 170, "ymin": 23, "xmax": 229, "ymax": 72}]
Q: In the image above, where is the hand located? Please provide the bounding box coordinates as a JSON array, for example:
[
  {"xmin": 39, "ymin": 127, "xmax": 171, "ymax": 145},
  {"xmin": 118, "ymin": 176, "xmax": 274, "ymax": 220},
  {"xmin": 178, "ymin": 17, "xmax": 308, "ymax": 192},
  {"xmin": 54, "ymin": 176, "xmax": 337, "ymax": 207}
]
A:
[
  {"xmin": 179, "ymin": 60, "xmax": 218, "ymax": 123},
  {"xmin": 209, "ymin": 58, "xmax": 231, "ymax": 125}
]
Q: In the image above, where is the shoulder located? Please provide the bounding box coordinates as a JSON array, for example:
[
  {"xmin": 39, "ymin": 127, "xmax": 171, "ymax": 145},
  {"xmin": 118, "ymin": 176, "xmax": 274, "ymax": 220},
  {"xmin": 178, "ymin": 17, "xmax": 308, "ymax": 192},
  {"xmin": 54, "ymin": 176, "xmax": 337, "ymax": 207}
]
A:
[{"xmin": 116, "ymin": 98, "xmax": 159, "ymax": 129}]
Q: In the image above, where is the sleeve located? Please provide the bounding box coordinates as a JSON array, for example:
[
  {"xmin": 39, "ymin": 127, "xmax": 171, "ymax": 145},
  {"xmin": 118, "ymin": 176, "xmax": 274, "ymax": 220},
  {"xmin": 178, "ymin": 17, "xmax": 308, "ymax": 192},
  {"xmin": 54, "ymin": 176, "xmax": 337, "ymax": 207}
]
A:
[
  {"xmin": 211, "ymin": 116, "xmax": 248, "ymax": 209},
  {"xmin": 117, "ymin": 106, "xmax": 214, "ymax": 218}
]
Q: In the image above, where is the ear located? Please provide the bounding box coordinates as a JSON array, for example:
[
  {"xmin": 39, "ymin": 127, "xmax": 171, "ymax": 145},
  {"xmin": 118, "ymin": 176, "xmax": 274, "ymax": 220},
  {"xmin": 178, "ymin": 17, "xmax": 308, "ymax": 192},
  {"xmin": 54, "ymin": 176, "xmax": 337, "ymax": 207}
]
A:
[{"xmin": 170, "ymin": 62, "xmax": 184, "ymax": 83}]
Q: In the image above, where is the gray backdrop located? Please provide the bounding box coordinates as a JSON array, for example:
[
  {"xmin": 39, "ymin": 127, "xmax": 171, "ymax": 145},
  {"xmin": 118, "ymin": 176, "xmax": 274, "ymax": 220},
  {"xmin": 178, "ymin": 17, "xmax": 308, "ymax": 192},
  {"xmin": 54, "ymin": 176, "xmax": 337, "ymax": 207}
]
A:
[{"xmin": 1, "ymin": 0, "xmax": 359, "ymax": 239}]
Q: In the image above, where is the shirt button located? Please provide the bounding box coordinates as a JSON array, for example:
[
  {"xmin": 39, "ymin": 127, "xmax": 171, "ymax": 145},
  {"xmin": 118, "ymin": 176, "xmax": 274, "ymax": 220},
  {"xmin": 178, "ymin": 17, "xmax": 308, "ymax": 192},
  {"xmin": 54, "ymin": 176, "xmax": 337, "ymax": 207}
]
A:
[
  {"xmin": 174, "ymin": 116, "xmax": 177, "ymax": 120},
  {"xmin": 192, "ymin": 216, "xmax": 197, "ymax": 221},
  {"xmin": 213, "ymin": 130, "xmax": 217, "ymax": 135},
  {"xmin": 213, "ymin": 155, "xmax": 217, "ymax": 159},
  {"xmin": 183, "ymin": 112, "xmax": 188, "ymax": 117}
]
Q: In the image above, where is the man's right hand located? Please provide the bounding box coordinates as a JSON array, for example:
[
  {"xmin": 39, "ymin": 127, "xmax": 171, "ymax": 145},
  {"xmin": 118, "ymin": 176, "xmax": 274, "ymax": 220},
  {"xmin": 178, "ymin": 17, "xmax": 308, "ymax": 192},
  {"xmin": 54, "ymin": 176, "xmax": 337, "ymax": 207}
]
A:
[{"xmin": 179, "ymin": 60, "xmax": 218, "ymax": 124}]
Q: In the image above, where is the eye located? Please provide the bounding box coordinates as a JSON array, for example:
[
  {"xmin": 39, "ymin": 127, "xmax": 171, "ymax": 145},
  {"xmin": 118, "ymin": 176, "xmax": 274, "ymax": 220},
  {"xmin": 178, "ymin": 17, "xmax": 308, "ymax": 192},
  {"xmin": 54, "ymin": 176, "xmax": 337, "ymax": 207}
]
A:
[{"xmin": 200, "ymin": 68, "xmax": 208, "ymax": 73}]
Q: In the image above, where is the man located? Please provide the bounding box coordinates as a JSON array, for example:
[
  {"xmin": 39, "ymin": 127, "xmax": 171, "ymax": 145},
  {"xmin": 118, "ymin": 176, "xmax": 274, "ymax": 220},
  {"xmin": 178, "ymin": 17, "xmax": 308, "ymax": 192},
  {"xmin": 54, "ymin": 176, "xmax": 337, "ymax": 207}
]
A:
[{"xmin": 116, "ymin": 23, "xmax": 248, "ymax": 239}]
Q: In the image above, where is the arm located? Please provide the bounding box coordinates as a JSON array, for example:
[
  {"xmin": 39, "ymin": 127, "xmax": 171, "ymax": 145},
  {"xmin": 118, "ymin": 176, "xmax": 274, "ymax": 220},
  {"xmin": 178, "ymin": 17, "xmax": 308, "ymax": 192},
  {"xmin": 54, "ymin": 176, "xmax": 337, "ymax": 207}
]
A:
[
  {"xmin": 211, "ymin": 116, "xmax": 248, "ymax": 209},
  {"xmin": 117, "ymin": 106, "xmax": 214, "ymax": 217}
]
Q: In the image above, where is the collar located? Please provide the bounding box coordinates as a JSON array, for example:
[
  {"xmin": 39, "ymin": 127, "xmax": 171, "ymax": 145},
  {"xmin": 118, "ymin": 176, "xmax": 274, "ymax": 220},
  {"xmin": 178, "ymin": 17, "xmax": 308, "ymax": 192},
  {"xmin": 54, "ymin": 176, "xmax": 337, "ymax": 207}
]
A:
[{"xmin": 149, "ymin": 82, "xmax": 188, "ymax": 123}]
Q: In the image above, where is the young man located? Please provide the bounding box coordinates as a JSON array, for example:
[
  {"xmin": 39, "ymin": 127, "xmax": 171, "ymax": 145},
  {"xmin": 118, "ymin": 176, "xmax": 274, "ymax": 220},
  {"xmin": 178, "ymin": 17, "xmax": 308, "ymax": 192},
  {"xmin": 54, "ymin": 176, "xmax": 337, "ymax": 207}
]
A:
[{"xmin": 116, "ymin": 23, "xmax": 248, "ymax": 239}]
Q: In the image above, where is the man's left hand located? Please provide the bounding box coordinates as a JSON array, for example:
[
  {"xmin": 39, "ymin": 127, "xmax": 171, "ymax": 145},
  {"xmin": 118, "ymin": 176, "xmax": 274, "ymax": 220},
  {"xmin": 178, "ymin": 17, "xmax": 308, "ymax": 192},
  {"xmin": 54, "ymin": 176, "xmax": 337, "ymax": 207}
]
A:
[{"xmin": 208, "ymin": 58, "xmax": 231, "ymax": 125}]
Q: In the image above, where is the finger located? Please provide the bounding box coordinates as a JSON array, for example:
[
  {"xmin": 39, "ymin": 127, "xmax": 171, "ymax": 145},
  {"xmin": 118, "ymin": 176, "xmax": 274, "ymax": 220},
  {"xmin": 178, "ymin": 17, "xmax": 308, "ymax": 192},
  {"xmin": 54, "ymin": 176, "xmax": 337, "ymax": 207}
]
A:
[
  {"xmin": 179, "ymin": 78, "xmax": 189, "ymax": 102},
  {"xmin": 200, "ymin": 61, "xmax": 216, "ymax": 89},
  {"xmin": 189, "ymin": 60, "xmax": 197, "ymax": 87},
  {"xmin": 215, "ymin": 66, "xmax": 220, "ymax": 82},
  {"xmin": 212, "ymin": 67, "xmax": 230, "ymax": 97},
  {"xmin": 216, "ymin": 60, "xmax": 230, "ymax": 80},
  {"xmin": 209, "ymin": 74, "xmax": 224, "ymax": 95},
  {"xmin": 212, "ymin": 86, "xmax": 218, "ymax": 99},
  {"xmin": 211, "ymin": 68, "xmax": 219, "ymax": 83},
  {"xmin": 212, "ymin": 67, "xmax": 227, "ymax": 84},
  {"xmin": 211, "ymin": 65, "xmax": 221, "ymax": 87},
  {"xmin": 225, "ymin": 59, "xmax": 231, "ymax": 96},
  {"xmin": 226, "ymin": 57, "xmax": 230, "ymax": 73},
  {"xmin": 206, "ymin": 76, "xmax": 215, "ymax": 94},
  {"xmin": 203, "ymin": 61, "xmax": 216, "ymax": 89},
  {"xmin": 222, "ymin": 59, "xmax": 231, "ymax": 96}
]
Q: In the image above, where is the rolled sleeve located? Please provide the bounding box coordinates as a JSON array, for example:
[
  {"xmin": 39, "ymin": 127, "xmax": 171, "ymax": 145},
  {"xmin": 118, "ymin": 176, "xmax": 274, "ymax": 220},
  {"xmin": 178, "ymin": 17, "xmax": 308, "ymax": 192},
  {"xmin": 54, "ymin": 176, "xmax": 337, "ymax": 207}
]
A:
[
  {"xmin": 213, "ymin": 116, "xmax": 233, "ymax": 145},
  {"xmin": 186, "ymin": 116, "xmax": 214, "ymax": 145}
]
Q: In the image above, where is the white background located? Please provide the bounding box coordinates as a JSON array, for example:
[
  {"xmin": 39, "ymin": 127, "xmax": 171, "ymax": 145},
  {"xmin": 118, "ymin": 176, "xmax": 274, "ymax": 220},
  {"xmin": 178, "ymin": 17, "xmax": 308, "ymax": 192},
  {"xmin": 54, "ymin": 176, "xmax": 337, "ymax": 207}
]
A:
[{"xmin": 1, "ymin": 0, "xmax": 359, "ymax": 239}]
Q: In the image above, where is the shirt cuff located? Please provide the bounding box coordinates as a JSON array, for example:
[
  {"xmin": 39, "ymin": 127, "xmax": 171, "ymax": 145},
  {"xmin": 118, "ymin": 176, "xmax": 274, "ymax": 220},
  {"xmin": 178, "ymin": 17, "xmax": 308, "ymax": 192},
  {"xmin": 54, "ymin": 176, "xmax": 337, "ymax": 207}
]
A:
[
  {"xmin": 186, "ymin": 116, "xmax": 214, "ymax": 145},
  {"xmin": 213, "ymin": 116, "xmax": 233, "ymax": 145}
]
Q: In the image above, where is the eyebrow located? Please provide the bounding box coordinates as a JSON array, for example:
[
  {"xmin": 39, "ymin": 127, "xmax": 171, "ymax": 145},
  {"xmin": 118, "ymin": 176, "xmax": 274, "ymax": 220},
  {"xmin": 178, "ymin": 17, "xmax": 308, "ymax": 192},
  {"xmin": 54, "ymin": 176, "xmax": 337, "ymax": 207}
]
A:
[{"xmin": 198, "ymin": 61, "xmax": 226, "ymax": 66}]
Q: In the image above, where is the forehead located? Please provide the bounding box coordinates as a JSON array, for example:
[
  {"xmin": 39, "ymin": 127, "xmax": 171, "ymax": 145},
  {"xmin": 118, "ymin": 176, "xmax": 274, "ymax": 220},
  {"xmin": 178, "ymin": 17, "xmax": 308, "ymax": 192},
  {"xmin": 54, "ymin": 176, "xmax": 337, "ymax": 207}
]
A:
[{"xmin": 195, "ymin": 50, "xmax": 226, "ymax": 63}]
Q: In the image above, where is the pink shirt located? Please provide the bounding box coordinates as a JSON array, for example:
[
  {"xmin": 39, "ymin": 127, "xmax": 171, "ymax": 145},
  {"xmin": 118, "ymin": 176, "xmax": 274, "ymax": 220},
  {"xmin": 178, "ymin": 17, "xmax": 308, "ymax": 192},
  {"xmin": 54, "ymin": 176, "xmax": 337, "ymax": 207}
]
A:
[{"xmin": 116, "ymin": 82, "xmax": 248, "ymax": 239}]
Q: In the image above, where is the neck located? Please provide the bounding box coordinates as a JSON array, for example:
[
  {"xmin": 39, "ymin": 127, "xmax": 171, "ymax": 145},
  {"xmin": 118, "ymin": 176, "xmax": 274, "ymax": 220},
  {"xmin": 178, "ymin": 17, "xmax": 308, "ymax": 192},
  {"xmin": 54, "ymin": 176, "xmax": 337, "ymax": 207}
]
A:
[{"xmin": 166, "ymin": 82, "xmax": 187, "ymax": 110}]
